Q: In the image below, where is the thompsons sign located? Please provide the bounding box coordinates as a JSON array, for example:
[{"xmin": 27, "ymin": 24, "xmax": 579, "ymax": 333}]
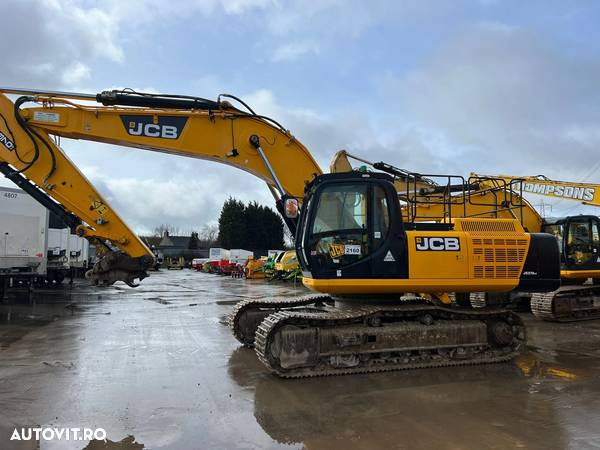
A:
[{"xmin": 522, "ymin": 182, "xmax": 595, "ymax": 202}]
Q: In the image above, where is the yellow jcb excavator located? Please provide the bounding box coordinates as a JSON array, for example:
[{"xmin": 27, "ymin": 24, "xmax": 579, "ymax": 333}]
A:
[
  {"xmin": 334, "ymin": 151, "xmax": 600, "ymax": 322},
  {"xmin": 0, "ymin": 87, "xmax": 560, "ymax": 377}
]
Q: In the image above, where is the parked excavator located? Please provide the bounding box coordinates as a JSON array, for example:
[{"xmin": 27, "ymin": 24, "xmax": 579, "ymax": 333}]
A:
[
  {"xmin": 335, "ymin": 152, "xmax": 600, "ymax": 322},
  {"xmin": 0, "ymin": 87, "xmax": 560, "ymax": 377},
  {"xmin": 474, "ymin": 174, "xmax": 600, "ymax": 321}
]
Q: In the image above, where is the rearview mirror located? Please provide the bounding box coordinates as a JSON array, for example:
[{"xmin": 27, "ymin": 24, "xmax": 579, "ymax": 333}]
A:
[{"xmin": 284, "ymin": 198, "xmax": 299, "ymax": 219}]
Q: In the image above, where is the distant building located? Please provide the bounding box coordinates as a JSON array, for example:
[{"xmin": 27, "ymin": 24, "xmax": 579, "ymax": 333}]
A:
[
  {"xmin": 140, "ymin": 235, "xmax": 162, "ymax": 249},
  {"xmin": 154, "ymin": 231, "xmax": 207, "ymax": 262}
]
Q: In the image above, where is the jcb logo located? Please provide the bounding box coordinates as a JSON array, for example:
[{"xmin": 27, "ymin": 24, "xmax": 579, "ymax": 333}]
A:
[
  {"xmin": 415, "ymin": 237, "xmax": 460, "ymax": 251},
  {"xmin": 129, "ymin": 122, "xmax": 178, "ymax": 138},
  {"xmin": 0, "ymin": 131, "xmax": 15, "ymax": 151},
  {"xmin": 329, "ymin": 244, "xmax": 345, "ymax": 258},
  {"xmin": 120, "ymin": 115, "xmax": 188, "ymax": 140}
]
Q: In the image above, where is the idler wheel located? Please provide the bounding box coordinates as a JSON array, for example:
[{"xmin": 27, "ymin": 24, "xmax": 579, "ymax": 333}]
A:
[{"xmin": 488, "ymin": 320, "xmax": 514, "ymax": 347}]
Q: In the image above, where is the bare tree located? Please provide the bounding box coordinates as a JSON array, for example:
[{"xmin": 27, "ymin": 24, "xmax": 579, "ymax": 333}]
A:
[
  {"xmin": 153, "ymin": 224, "xmax": 181, "ymax": 237},
  {"xmin": 200, "ymin": 224, "xmax": 219, "ymax": 246}
]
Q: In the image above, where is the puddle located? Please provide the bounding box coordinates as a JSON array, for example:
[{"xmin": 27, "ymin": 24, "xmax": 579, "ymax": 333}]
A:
[
  {"xmin": 218, "ymin": 314, "xmax": 231, "ymax": 325},
  {"xmin": 215, "ymin": 299, "xmax": 241, "ymax": 305},
  {"xmin": 0, "ymin": 311, "xmax": 58, "ymax": 323},
  {"xmin": 517, "ymin": 348, "xmax": 599, "ymax": 381},
  {"xmin": 0, "ymin": 315, "xmax": 54, "ymax": 349},
  {"xmin": 2, "ymin": 270, "xmax": 600, "ymax": 449},
  {"xmin": 82, "ymin": 436, "xmax": 145, "ymax": 449},
  {"xmin": 145, "ymin": 297, "xmax": 171, "ymax": 305}
]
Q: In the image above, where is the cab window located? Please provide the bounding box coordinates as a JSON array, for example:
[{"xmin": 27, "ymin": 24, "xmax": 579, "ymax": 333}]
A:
[
  {"xmin": 310, "ymin": 184, "xmax": 368, "ymax": 266},
  {"xmin": 566, "ymin": 220, "xmax": 593, "ymax": 266},
  {"xmin": 544, "ymin": 224, "xmax": 564, "ymax": 253},
  {"xmin": 373, "ymin": 185, "xmax": 390, "ymax": 250},
  {"xmin": 312, "ymin": 185, "xmax": 367, "ymax": 234}
]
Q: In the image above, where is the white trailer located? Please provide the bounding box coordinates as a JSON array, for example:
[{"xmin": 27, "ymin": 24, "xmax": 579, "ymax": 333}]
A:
[
  {"xmin": 68, "ymin": 233, "xmax": 89, "ymax": 272},
  {"xmin": 47, "ymin": 227, "xmax": 70, "ymax": 279},
  {"xmin": 0, "ymin": 186, "xmax": 48, "ymax": 276},
  {"xmin": 1, "ymin": 186, "xmax": 90, "ymax": 286},
  {"xmin": 46, "ymin": 227, "xmax": 90, "ymax": 281},
  {"xmin": 209, "ymin": 247, "xmax": 230, "ymax": 261},
  {"xmin": 229, "ymin": 249, "xmax": 253, "ymax": 265}
]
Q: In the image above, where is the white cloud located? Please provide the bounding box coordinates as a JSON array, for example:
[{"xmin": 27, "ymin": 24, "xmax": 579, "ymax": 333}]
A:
[
  {"xmin": 266, "ymin": 0, "xmax": 393, "ymax": 36},
  {"xmin": 69, "ymin": 7, "xmax": 124, "ymax": 62},
  {"xmin": 103, "ymin": 0, "xmax": 273, "ymax": 25},
  {"xmin": 0, "ymin": 0, "xmax": 123, "ymax": 89},
  {"xmin": 0, "ymin": 0, "xmax": 452, "ymax": 88},
  {"xmin": 242, "ymin": 89, "xmax": 446, "ymax": 174},
  {"xmin": 262, "ymin": 0, "xmax": 460, "ymax": 44},
  {"xmin": 71, "ymin": 142, "xmax": 277, "ymax": 234},
  {"xmin": 191, "ymin": 75, "xmax": 229, "ymax": 95},
  {"xmin": 272, "ymin": 40, "xmax": 321, "ymax": 62},
  {"xmin": 376, "ymin": 23, "xmax": 600, "ymax": 178},
  {"xmin": 4, "ymin": 2, "xmax": 600, "ymax": 231},
  {"xmin": 562, "ymin": 125, "xmax": 600, "ymax": 148},
  {"xmin": 61, "ymin": 62, "xmax": 91, "ymax": 85},
  {"xmin": 368, "ymin": 22, "xmax": 600, "ymax": 216},
  {"xmin": 223, "ymin": 0, "xmax": 273, "ymax": 14}
]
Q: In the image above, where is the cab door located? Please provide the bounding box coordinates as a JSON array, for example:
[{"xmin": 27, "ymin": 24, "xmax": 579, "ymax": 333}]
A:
[
  {"xmin": 564, "ymin": 217, "xmax": 600, "ymax": 269},
  {"xmin": 306, "ymin": 182, "xmax": 371, "ymax": 279}
]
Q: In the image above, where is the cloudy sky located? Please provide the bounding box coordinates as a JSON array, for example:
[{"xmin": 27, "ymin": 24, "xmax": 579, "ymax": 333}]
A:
[{"xmin": 2, "ymin": 0, "xmax": 600, "ymax": 233}]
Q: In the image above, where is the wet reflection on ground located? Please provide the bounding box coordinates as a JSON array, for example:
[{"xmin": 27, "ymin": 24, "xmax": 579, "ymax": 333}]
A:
[
  {"xmin": 228, "ymin": 346, "xmax": 600, "ymax": 449},
  {"xmin": 83, "ymin": 436, "xmax": 145, "ymax": 449},
  {"xmin": 0, "ymin": 270, "xmax": 599, "ymax": 449}
]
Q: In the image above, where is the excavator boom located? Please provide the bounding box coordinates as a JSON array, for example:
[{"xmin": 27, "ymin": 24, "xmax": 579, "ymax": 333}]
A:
[{"xmin": 0, "ymin": 87, "xmax": 322, "ymax": 285}]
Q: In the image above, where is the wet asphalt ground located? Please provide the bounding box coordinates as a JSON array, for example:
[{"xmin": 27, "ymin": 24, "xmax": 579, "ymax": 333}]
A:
[{"xmin": 1, "ymin": 269, "xmax": 600, "ymax": 449}]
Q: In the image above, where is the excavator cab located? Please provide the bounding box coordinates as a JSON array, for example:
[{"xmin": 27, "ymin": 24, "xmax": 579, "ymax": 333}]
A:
[
  {"xmin": 543, "ymin": 215, "xmax": 600, "ymax": 274},
  {"xmin": 296, "ymin": 172, "xmax": 405, "ymax": 282},
  {"xmin": 292, "ymin": 171, "xmax": 560, "ymax": 297}
]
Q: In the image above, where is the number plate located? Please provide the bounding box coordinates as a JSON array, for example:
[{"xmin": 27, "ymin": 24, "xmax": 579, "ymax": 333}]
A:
[{"xmin": 344, "ymin": 245, "xmax": 361, "ymax": 256}]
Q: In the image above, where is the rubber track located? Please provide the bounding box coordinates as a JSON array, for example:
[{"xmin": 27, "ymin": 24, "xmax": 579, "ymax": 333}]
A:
[
  {"xmin": 229, "ymin": 294, "xmax": 330, "ymax": 347},
  {"xmin": 254, "ymin": 303, "xmax": 525, "ymax": 378},
  {"xmin": 531, "ymin": 285, "xmax": 600, "ymax": 322}
]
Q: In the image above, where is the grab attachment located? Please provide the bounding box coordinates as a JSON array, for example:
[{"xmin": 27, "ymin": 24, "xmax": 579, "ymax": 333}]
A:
[{"xmin": 85, "ymin": 252, "xmax": 154, "ymax": 287}]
